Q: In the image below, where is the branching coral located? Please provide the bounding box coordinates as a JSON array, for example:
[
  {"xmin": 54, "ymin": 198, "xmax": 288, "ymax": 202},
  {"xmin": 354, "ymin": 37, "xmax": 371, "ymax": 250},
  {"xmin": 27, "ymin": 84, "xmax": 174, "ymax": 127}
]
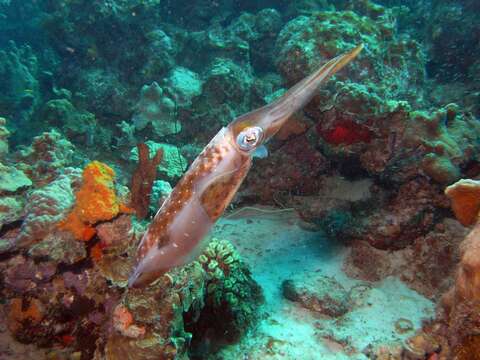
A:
[
  {"xmin": 59, "ymin": 161, "xmax": 128, "ymax": 241},
  {"xmin": 130, "ymin": 143, "xmax": 163, "ymax": 219}
]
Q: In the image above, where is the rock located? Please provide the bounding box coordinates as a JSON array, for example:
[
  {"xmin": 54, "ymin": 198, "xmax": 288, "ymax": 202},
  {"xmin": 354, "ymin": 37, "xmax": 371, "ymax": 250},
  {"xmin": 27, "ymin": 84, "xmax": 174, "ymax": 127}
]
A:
[
  {"xmin": 281, "ymin": 275, "xmax": 350, "ymax": 317},
  {"xmin": 343, "ymin": 241, "xmax": 393, "ymax": 282},
  {"xmin": 281, "ymin": 279, "xmax": 301, "ymax": 302}
]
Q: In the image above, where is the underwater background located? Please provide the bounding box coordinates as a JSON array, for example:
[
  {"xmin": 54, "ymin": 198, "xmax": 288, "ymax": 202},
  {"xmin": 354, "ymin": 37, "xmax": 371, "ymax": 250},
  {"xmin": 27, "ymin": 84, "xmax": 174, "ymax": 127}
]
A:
[{"xmin": 1, "ymin": 0, "xmax": 480, "ymax": 359}]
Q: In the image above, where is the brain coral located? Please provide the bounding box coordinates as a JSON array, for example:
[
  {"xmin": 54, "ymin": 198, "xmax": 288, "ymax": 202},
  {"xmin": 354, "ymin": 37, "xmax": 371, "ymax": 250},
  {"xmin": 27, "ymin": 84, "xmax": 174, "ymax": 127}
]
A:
[{"xmin": 15, "ymin": 169, "xmax": 80, "ymax": 248}]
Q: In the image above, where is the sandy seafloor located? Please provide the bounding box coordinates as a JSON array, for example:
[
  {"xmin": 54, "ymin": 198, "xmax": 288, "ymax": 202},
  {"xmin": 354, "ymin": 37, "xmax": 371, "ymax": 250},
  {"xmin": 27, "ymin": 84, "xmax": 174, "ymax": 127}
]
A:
[{"xmin": 210, "ymin": 209, "xmax": 435, "ymax": 359}]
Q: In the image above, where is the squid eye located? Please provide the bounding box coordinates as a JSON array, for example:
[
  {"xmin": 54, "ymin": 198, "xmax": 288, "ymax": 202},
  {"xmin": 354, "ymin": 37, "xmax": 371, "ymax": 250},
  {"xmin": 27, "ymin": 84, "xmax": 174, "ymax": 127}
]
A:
[{"xmin": 236, "ymin": 126, "xmax": 263, "ymax": 151}]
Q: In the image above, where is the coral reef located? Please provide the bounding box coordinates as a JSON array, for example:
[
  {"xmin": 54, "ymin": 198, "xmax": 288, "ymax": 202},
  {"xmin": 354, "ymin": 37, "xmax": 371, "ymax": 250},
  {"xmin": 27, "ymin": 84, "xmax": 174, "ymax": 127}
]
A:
[
  {"xmin": 1, "ymin": 206, "xmax": 262, "ymax": 360},
  {"xmin": 0, "ymin": 196, "xmax": 24, "ymax": 229},
  {"xmin": 149, "ymin": 180, "xmax": 172, "ymax": 215},
  {"xmin": 1, "ymin": 0, "xmax": 480, "ymax": 357},
  {"xmin": 41, "ymin": 98, "xmax": 100, "ymax": 148},
  {"xmin": 103, "ymin": 238, "xmax": 262, "ymax": 359},
  {"xmin": 275, "ymin": 8, "xmax": 426, "ymax": 108}
]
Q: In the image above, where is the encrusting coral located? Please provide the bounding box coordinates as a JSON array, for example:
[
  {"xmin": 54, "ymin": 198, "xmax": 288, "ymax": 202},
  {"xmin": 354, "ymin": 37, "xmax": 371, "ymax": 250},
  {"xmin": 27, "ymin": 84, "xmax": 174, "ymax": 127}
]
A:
[{"xmin": 59, "ymin": 161, "xmax": 130, "ymax": 241}]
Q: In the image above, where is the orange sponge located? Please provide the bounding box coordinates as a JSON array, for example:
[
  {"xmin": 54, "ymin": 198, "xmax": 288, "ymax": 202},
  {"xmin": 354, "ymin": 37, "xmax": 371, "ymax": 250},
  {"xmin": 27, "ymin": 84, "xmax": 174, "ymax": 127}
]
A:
[
  {"xmin": 60, "ymin": 161, "xmax": 122, "ymax": 241},
  {"xmin": 445, "ymin": 179, "xmax": 480, "ymax": 226},
  {"xmin": 8, "ymin": 298, "xmax": 44, "ymax": 334}
]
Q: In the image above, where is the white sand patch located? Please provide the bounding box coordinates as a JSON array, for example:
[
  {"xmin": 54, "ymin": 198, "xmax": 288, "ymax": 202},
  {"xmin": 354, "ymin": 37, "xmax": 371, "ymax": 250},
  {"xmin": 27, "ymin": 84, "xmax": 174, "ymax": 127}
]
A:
[{"xmin": 209, "ymin": 209, "xmax": 435, "ymax": 359}]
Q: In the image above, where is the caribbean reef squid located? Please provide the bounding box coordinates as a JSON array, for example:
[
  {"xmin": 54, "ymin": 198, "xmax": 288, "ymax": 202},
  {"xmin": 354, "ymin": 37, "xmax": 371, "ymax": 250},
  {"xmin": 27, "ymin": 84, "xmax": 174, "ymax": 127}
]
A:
[{"xmin": 128, "ymin": 45, "xmax": 363, "ymax": 288}]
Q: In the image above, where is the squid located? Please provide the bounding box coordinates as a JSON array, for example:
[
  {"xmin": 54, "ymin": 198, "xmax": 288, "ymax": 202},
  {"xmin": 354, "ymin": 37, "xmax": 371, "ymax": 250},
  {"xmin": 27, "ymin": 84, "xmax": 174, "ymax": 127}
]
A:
[{"xmin": 128, "ymin": 45, "xmax": 363, "ymax": 288}]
